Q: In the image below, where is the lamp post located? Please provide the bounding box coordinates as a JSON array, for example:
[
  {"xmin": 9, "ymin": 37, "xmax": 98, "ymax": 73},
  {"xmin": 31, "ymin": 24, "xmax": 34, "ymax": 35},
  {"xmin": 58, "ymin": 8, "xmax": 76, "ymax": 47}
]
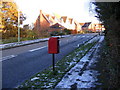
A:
[{"xmin": 18, "ymin": 8, "xmax": 20, "ymax": 42}]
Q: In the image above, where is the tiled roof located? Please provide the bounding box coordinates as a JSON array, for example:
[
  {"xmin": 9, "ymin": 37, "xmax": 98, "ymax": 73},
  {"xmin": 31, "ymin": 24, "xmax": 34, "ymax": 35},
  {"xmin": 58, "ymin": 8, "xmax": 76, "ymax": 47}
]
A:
[
  {"xmin": 42, "ymin": 11, "xmax": 57, "ymax": 24},
  {"xmin": 42, "ymin": 13, "xmax": 51, "ymax": 23},
  {"xmin": 82, "ymin": 22, "xmax": 91, "ymax": 27},
  {"xmin": 50, "ymin": 23, "xmax": 65, "ymax": 29}
]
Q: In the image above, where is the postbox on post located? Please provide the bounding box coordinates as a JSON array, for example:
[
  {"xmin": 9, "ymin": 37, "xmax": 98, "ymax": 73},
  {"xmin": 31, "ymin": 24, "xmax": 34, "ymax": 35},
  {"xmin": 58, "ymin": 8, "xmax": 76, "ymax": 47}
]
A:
[
  {"xmin": 48, "ymin": 37, "xmax": 59, "ymax": 54},
  {"xmin": 48, "ymin": 37, "xmax": 59, "ymax": 72}
]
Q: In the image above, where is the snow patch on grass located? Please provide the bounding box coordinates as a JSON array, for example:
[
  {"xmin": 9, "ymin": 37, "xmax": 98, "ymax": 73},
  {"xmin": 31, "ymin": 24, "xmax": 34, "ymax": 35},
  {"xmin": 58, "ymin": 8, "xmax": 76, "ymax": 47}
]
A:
[
  {"xmin": 18, "ymin": 36, "xmax": 101, "ymax": 89},
  {"xmin": 31, "ymin": 77, "xmax": 39, "ymax": 81}
]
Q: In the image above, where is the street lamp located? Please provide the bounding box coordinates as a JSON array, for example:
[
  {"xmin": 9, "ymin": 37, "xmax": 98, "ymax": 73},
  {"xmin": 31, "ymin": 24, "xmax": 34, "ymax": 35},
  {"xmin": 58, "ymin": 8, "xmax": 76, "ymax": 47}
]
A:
[{"xmin": 17, "ymin": 6, "xmax": 20, "ymax": 42}]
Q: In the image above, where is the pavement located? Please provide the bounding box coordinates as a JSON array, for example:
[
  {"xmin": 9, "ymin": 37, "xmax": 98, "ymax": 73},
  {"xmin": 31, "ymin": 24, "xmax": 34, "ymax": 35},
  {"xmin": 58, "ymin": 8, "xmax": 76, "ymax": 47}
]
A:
[
  {"xmin": 0, "ymin": 35, "xmax": 70, "ymax": 50},
  {"xmin": 55, "ymin": 36, "xmax": 104, "ymax": 89}
]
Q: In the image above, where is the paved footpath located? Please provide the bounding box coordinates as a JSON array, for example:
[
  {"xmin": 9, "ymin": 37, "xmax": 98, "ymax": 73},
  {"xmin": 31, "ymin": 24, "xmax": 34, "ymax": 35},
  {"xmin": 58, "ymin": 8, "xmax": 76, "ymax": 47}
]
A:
[
  {"xmin": 55, "ymin": 36, "xmax": 104, "ymax": 89},
  {"xmin": 0, "ymin": 35, "xmax": 70, "ymax": 50}
]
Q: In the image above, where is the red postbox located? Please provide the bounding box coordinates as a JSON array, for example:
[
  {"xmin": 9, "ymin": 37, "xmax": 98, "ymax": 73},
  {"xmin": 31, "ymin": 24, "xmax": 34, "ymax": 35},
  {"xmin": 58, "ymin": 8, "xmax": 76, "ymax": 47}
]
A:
[{"xmin": 48, "ymin": 37, "xmax": 59, "ymax": 54}]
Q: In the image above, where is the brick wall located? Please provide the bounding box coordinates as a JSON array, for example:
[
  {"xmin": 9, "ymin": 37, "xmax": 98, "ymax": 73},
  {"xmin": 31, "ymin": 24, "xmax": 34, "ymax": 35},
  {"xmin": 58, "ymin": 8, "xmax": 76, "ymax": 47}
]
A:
[{"xmin": 34, "ymin": 10, "xmax": 50, "ymax": 37}]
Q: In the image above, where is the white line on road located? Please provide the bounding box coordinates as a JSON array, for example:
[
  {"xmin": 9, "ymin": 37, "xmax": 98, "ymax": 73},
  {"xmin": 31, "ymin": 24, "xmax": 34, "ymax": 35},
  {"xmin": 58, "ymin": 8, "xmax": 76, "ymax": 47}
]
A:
[
  {"xmin": 0, "ymin": 55, "xmax": 17, "ymax": 62},
  {"xmin": 82, "ymin": 36, "xmax": 85, "ymax": 37},
  {"xmin": 29, "ymin": 46, "xmax": 47, "ymax": 52}
]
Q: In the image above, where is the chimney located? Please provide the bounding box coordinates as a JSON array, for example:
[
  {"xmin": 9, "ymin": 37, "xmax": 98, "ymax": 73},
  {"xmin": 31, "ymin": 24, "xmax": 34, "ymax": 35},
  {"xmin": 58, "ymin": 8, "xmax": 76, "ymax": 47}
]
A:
[{"xmin": 40, "ymin": 10, "xmax": 43, "ymax": 18}]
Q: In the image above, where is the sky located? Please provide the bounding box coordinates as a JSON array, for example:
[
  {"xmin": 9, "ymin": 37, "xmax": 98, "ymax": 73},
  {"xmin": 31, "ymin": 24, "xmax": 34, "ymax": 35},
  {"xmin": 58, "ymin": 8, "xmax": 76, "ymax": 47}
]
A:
[{"xmin": 14, "ymin": 0, "xmax": 99, "ymax": 25}]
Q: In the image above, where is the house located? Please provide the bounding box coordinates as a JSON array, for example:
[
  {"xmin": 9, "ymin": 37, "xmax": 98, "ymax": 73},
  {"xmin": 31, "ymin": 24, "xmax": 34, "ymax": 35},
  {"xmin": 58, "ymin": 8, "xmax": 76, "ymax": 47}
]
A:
[
  {"xmin": 60, "ymin": 16, "xmax": 75, "ymax": 30},
  {"xmin": 60, "ymin": 16, "xmax": 81, "ymax": 34},
  {"xmin": 82, "ymin": 22, "xmax": 91, "ymax": 30},
  {"xmin": 23, "ymin": 24, "xmax": 29, "ymax": 30},
  {"xmin": 79, "ymin": 23, "xmax": 85, "ymax": 26},
  {"xmin": 74, "ymin": 21, "xmax": 81, "ymax": 34},
  {"xmin": 34, "ymin": 10, "xmax": 63, "ymax": 36},
  {"xmin": 34, "ymin": 10, "xmax": 54, "ymax": 36},
  {"xmin": 49, "ymin": 23, "xmax": 65, "ymax": 32},
  {"xmin": 34, "ymin": 10, "xmax": 82, "ymax": 37},
  {"xmin": 81, "ymin": 22, "xmax": 105, "ymax": 32},
  {"xmin": 88, "ymin": 23, "xmax": 105, "ymax": 32}
]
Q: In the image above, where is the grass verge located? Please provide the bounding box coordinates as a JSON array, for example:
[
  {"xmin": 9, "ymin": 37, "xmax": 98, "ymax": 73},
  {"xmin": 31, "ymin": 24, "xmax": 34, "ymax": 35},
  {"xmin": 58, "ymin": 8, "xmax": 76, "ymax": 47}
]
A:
[
  {"xmin": 18, "ymin": 38, "xmax": 99, "ymax": 89},
  {"xmin": 2, "ymin": 37, "xmax": 49, "ymax": 44}
]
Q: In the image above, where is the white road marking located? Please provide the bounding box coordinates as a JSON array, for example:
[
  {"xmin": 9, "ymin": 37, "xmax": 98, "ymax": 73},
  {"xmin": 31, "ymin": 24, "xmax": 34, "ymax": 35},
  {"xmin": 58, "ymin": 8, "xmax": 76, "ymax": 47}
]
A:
[
  {"xmin": 0, "ymin": 55, "xmax": 17, "ymax": 62},
  {"xmin": 82, "ymin": 36, "xmax": 85, "ymax": 37},
  {"xmin": 29, "ymin": 46, "xmax": 47, "ymax": 52}
]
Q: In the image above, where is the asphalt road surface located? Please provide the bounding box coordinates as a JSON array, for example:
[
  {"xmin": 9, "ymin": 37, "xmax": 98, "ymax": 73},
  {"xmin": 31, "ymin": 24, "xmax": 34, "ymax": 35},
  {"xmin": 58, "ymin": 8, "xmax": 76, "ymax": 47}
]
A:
[{"xmin": 1, "ymin": 33, "xmax": 98, "ymax": 88}]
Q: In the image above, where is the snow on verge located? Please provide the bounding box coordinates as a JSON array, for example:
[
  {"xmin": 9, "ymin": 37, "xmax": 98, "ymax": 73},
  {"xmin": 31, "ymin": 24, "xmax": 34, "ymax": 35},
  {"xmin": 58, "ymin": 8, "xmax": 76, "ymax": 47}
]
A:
[{"xmin": 55, "ymin": 36, "xmax": 104, "ymax": 88}]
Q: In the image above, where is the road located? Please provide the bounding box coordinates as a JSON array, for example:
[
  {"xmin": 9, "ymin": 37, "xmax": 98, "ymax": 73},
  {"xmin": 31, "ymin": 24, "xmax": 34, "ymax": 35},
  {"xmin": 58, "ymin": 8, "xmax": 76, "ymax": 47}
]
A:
[{"xmin": 1, "ymin": 33, "xmax": 98, "ymax": 88}]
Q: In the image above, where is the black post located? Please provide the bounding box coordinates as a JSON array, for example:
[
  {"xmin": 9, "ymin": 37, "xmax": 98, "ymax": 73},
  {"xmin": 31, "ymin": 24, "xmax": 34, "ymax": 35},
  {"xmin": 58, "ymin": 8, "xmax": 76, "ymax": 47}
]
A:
[{"xmin": 52, "ymin": 54, "xmax": 55, "ymax": 72}]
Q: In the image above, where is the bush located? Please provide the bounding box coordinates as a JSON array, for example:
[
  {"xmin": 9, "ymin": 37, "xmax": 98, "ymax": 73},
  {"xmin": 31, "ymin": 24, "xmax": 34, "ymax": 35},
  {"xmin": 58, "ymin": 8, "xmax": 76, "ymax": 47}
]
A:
[{"xmin": 63, "ymin": 28, "xmax": 71, "ymax": 34}]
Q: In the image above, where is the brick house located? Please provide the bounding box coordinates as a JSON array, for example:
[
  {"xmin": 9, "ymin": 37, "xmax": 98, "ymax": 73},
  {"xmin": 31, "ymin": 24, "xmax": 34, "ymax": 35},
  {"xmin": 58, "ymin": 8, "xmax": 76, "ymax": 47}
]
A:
[
  {"xmin": 60, "ymin": 16, "xmax": 81, "ymax": 34},
  {"xmin": 74, "ymin": 21, "xmax": 81, "ymax": 34},
  {"xmin": 81, "ymin": 22, "xmax": 105, "ymax": 32},
  {"xmin": 88, "ymin": 23, "xmax": 105, "ymax": 32},
  {"xmin": 34, "ymin": 10, "xmax": 55, "ymax": 37},
  {"xmin": 81, "ymin": 22, "xmax": 91, "ymax": 33},
  {"xmin": 49, "ymin": 23, "xmax": 65, "ymax": 32},
  {"xmin": 34, "ymin": 10, "xmax": 82, "ymax": 36}
]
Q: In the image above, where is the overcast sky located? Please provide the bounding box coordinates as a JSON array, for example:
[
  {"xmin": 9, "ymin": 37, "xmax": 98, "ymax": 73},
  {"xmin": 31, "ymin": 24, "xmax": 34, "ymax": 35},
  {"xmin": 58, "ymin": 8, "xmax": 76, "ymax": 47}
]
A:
[{"xmin": 15, "ymin": 0, "xmax": 99, "ymax": 25}]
